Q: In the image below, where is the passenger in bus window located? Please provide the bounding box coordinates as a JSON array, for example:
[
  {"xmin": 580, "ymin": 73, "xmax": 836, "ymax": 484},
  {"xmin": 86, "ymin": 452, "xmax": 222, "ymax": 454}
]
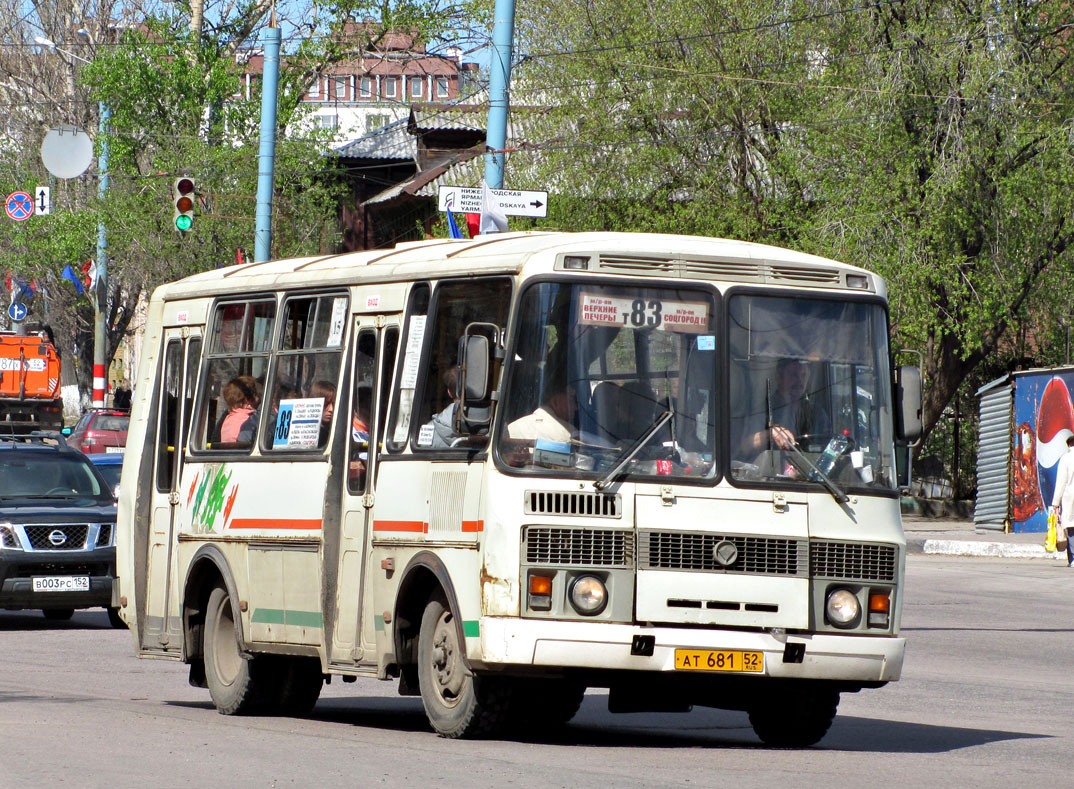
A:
[
  {"xmin": 349, "ymin": 397, "xmax": 371, "ymax": 488},
  {"xmin": 219, "ymin": 376, "xmax": 260, "ymax": 445},
  {"xmin": 309, "ymin": 380, "xmax": 336, "ymax": 445},
  {"xmin": 425, "ymin": 367, "xmax": 463, "ymax": 448},
  {"xmin": 506, "ymin": 375, "xmax": 575, "ymax": 443}
]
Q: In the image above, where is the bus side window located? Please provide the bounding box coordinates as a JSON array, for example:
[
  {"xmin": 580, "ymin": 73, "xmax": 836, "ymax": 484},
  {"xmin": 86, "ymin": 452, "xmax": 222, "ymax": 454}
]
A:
[
  {"xmin": 264, "ymin": 294, "xmax": 347, "ymax": 452},
  {"xmin": 194, "ymin": 299, "xmax": 275, "ymax": 451},
  {"xmin": 348, "ymin": 331, "xmax": 377, "ymax": 493},
  {"xmin": 411, "ymin": 278, "xmax": 510, "ymax": 450}
]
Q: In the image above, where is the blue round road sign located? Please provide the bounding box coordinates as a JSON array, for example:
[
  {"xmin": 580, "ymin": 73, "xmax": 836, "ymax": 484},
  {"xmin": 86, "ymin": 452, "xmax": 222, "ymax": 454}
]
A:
[
  {"xmin": 8, "ymin": 301, "xmax": 28, "ymax": 321},
  {"xmin": 6, "ymin": 191, "xmax": 33, "ymax": 221}
]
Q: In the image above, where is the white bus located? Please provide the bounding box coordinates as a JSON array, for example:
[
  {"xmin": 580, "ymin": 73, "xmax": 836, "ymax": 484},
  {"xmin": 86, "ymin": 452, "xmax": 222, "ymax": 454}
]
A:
[{"xmin": 115, "ymin": 231, "xmax": 921, "ymax": 746}]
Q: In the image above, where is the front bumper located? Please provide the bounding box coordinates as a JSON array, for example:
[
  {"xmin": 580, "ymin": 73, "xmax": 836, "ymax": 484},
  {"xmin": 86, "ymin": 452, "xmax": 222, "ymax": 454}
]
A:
[
  {"xmin": 478, "ymin": 617, "xmax": 904, "ymax": 683},
  {"xmin": 0, "ymin": 547, "xmax": 115, "ymax": 610}
]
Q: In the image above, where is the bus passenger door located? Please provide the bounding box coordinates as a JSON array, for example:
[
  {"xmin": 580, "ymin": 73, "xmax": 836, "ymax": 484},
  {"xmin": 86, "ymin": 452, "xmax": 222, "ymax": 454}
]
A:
[
  {"xmin": 329, "ymin": 321, "xmax": 396, "ymax": 665},
  {"xmin": 144, "ymin": 329, "xmax": 201, "ymax": 652}
]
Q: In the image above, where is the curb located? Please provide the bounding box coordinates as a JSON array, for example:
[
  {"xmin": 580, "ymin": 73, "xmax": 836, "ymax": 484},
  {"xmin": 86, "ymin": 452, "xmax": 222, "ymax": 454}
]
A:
[{"xmin": 907, "ymin": 538, "xmax": 1067, "ymax": 560}]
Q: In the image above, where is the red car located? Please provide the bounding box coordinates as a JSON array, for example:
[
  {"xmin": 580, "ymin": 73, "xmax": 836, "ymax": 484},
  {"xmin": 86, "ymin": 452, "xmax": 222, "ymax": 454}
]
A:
[{"xmin": 64, "ymin": 410, "xmax": 129, "ymax": 454}]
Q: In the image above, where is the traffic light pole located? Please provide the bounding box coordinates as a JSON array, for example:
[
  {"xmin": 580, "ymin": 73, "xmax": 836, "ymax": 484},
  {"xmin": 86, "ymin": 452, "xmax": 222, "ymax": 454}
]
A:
[
  {"xmin": 254, "ymin": 22, "xmax": 281, "ymax": 263},
  {"xmin": 92, "ymin": 101, "xmax": 110, "ymax": 408}
]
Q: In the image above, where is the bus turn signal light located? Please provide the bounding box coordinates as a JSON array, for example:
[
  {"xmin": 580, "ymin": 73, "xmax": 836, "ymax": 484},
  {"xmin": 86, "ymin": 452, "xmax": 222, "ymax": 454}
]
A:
[
  {"xmin": 528, "ymin": 574, "xmax": 553, "ymax": 611},
  {"xmin": 868, "ymin": 591, "xmax": 890, "ymax": 628}
]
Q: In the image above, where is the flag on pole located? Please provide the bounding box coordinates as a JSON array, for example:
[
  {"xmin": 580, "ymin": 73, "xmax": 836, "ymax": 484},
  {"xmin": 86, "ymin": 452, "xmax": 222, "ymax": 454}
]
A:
[
  {"xmin": 478, "ymin": 181, "xmax": 509, "ymax": 235},
  {"xmin": 62, "ymin": 264, "xmax": 85, "ymax": 295},
  {"xmin": 465, "ymin": 213, "xmax": 480, "ymax": 237},
  {"xmin": 82, "ymin": 260, "xmax": 98, "ymax": 292},
  {"xmin": 446, "ymin": 210, "xmax": 464, "ymax": 239}
]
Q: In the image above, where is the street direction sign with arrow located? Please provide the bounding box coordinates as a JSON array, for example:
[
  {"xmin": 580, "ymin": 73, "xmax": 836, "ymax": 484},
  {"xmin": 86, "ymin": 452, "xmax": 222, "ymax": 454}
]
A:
[
  {"xmin": 438, "ymin": 185, "xmax": 548, "ymax": 218},
  {"xmin": 8, "ymin": 302, "xmax": 28, "ymax": 322},
  {"xmin": 35, "ymin": 186, "xmax": 50, "ymax": 216},
  {"xmin": 6, "ymin": 191, "xmax": 34, "ymax": 221}
]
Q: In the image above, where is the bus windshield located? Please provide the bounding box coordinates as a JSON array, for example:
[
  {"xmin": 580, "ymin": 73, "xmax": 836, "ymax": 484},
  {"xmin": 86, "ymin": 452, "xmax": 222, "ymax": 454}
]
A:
[
  {"xmin": 497, "ymin": 281, "xmax": 718, "ymax": 481},
  {"xmin": 727, "ymin": 293, "xmax": 896, "ymax": 492}
]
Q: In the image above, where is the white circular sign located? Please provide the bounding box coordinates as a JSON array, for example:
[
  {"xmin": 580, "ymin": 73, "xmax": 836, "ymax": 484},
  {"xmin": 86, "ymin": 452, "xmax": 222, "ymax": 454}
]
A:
[{"xmin": 40, "ymin": 125, "xmax": 94, "ymax": 179}]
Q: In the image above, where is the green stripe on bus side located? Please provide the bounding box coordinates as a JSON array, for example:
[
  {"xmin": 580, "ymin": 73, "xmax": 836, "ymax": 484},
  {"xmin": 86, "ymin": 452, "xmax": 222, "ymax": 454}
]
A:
[
  {"xmin": 463, "ymin": 620, "xmax": 480, "ymax": 638},
  {"xmin": 250, "ymin": 608, "xmax": 324, "ymax": 628}
]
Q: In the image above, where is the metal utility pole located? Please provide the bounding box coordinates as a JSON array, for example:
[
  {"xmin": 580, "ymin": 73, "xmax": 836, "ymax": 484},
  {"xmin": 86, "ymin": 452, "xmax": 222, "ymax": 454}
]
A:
[
  {"xmin": 254, "ymin": 12, "xmax": 281, "ymax": 263},
  {"xmin": 483, "ymin": 0, "xmax": 516, "ymax": 190},
  {"xmin": 93, "ymin": 102, "xmax": 110, "ymax": 407}
]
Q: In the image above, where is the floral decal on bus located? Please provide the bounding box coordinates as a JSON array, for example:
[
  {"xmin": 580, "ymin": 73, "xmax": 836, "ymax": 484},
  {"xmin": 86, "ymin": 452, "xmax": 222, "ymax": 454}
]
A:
[{"xmin": 187, "ymin": 464, "xmax": 238, "ymax": 533}]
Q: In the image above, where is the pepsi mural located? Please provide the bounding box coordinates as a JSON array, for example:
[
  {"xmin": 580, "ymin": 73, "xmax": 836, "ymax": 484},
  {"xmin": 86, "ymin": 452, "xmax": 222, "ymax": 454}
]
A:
[{"xmin": 1012, "ymin": 372, "xmax": 1074, "ymax": 532}]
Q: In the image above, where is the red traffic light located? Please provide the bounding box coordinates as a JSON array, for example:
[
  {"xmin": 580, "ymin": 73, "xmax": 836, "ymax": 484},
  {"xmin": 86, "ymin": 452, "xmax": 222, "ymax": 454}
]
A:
[{"xmin": 176, "ymin": 177, "xmax": 195, "ymax": 196}]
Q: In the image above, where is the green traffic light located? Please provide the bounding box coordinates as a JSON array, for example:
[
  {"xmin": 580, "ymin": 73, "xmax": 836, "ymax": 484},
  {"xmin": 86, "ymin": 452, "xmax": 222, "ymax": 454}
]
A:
[{"xmin": 175, "ymin": 215, "xmax": 193, "ymax": 231}]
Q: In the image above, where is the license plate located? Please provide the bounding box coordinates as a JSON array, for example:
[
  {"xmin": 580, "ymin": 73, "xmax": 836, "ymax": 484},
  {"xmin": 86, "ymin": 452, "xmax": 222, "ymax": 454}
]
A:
[
  {"xmin": 674, "ymin": 649, "xmax": 764, "ymax": 673},
  {"xmin": 105, "ymin": 447, "xmax": 124, "ymax": 454},
  {"xmin": 32, "ymin": 576, "xmax": 90, "ymax": 593}
]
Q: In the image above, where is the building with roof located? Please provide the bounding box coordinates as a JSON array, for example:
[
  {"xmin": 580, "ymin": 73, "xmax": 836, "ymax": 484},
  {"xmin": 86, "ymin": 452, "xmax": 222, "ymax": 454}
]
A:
[{"xmin": 239, "ymin": 27, "xmax": 479, "ymax": 143}]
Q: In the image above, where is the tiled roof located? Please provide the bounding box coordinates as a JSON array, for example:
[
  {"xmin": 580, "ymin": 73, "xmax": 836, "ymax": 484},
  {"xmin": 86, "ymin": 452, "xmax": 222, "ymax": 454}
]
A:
[{"xmin": 334, "ymin": 118, "xmax": 416, "ymax": 161}]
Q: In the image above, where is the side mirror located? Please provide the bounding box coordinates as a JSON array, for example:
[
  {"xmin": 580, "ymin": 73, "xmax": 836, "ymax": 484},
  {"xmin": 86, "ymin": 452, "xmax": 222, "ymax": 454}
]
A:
[{"xmin": 895, "ymin": 365, "xmax": 922, "ymax": 442}]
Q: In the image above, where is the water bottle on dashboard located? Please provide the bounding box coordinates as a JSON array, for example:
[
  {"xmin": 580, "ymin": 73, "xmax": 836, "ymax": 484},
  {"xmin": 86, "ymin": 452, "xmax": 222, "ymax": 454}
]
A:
[{"xmin": 810, "ymin": 430, "xmax": 850, "ymax": 480}]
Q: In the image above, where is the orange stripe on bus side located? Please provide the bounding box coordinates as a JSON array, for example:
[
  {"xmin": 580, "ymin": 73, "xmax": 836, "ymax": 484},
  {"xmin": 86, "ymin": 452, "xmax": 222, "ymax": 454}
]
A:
[
  {"xmin": 228, "ymin": 518, "xmax": 323, "ymax": 530},
  {"xmin": 373, "ymin": 520, "xmax": 428, "ymax": 533},
  {"xmin": 461, "ymin": 520, "xmax": 484, "ymax": 533}
]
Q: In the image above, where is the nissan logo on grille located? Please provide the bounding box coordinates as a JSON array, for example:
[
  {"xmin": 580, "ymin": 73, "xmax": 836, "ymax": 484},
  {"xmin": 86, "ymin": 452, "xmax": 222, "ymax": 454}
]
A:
[
  {"xmin": 48, "ymin": 529, "xmax": 68, "ymax": 547},
  {"xmin": 712, "ymin": 539, "xmax": 738, "ymax": 567}
]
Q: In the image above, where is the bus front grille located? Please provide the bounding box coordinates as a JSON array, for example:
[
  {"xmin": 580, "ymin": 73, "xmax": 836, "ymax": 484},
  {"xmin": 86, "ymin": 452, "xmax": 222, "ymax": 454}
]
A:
[
  {"xmin": 524, "ymin": 527, "xmax": 634, "ymax": 567},
  {"xmin": 639, "ymin": 531, "xmax": 808, "ymax": 577},
  {"xmin": 524, "ymin": 490, "xmax": 622, "ymax": 518},
  {"xmin": 810, "ymin": 541, "xmax": 897, "ymax": 582}
]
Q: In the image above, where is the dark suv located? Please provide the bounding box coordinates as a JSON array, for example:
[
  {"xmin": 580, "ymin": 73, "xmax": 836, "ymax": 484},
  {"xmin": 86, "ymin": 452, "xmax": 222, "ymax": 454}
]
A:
[{"xmin": 0, "ymin": 433, "xmax": 121, "ymax": 625}]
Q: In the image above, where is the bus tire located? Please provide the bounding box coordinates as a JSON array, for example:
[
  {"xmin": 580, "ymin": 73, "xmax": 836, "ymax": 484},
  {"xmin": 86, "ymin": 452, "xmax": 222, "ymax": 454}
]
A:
[
  {"xmin": 508, "ymin": 679, "xmax": 586, "ymax": 729},
  {"xmin": 272, "ymin": 657, "xmax": 323, "ymax": 717},
  {"xmin": 204, "ymin": 584, "xmax": 268, "ymax": 715},
  {"xmin": 748, "ymin": 687, "xmax": 840, "ymax": 747},
  {"xmin": 417, "ymin": 596, "xmax": 511, "ymax": 738}
]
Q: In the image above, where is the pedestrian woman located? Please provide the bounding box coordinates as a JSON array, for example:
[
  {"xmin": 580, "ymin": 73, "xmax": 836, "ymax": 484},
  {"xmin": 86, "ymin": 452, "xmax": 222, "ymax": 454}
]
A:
[{"xmin": 1049, "ymin": 435, "xmax": 1074, "ymax": 567}]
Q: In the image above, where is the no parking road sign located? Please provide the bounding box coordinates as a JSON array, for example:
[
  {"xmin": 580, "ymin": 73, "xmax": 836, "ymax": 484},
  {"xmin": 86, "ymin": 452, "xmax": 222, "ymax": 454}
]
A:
[{"xmin": 6, "ymin": 192, "xmax": 34, "ymax": 221}]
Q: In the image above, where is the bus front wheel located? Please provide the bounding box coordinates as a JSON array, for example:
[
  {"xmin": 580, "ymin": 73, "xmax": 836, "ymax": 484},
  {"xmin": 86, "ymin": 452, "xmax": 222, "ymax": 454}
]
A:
[
  {"xmin": 748, "ymin": 687, "xmax": 840, "ymax": 747},
  {"xmin": 417, "ymin": 596, "xmax": 511, "ymax": 738},
  {"xmin": 204, "ymin": 584, "xmax": 268, "ymax": 715}
]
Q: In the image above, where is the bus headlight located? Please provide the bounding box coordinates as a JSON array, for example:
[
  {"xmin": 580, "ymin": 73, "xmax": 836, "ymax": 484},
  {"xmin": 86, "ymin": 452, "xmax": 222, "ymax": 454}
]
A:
[
  {"xmin": 568, "ymin": 575, "xmax": 608, "ymax": 616},
  {"xmin": 825, "ymin": 588, "xmax": 860, "ymax": 628}
]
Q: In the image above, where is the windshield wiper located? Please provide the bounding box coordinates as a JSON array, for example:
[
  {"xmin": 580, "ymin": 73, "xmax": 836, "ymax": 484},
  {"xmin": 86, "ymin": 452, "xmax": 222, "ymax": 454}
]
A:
[
  {"xmin": 594, "ymin": 409, "xmax": 673, "ymax": 491},
  {"xmin": 765, "ymin": 376, "xmax": 848, "ymax": 504},
  {"xmin": 783, "ymin": 443, "xmax": 848, "ymax": 504}
]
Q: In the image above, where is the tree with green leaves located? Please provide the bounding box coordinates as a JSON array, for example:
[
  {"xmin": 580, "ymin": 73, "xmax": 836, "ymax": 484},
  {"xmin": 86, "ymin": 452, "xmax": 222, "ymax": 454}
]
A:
[
  {"xmin": 0, "ymin": 0, "xmax": 487, "ymax": 400},
  {"xmin": 512, "ymin": 0, "xmax": 1074, "ymax": 461}
]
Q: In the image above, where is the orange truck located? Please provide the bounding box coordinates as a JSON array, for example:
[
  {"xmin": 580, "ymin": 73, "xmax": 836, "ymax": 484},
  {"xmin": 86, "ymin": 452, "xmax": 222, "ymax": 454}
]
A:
[{"xmin": 0, "ymin": 331, "xmax": 64, "ymax": 431}]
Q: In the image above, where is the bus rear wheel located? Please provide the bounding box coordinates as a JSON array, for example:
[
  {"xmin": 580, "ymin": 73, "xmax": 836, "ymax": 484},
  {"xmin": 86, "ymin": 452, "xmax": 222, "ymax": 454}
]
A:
[
  {"xmin": 417, "ymin": 596, "xmax": 511, "ymax": 738},
  {"xmin": 748, "ymin": 687, "xmax": 840, "ymax": 747},
  {"xmin": 204, "ymin": 585, "xmax": 269, "ymax": 715}
]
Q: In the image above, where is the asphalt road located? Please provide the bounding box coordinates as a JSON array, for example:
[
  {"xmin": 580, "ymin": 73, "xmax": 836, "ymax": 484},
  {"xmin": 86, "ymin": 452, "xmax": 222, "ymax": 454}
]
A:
[{"xmin": 1, "ymin": 555, "xmax": 1070, "ymax": 788}]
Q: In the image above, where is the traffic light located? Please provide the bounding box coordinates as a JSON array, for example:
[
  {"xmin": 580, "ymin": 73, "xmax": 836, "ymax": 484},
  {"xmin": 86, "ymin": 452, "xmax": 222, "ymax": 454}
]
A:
[{"xmin": 172, "ymin": 177, "xmax": 195, "ymax": 232}]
